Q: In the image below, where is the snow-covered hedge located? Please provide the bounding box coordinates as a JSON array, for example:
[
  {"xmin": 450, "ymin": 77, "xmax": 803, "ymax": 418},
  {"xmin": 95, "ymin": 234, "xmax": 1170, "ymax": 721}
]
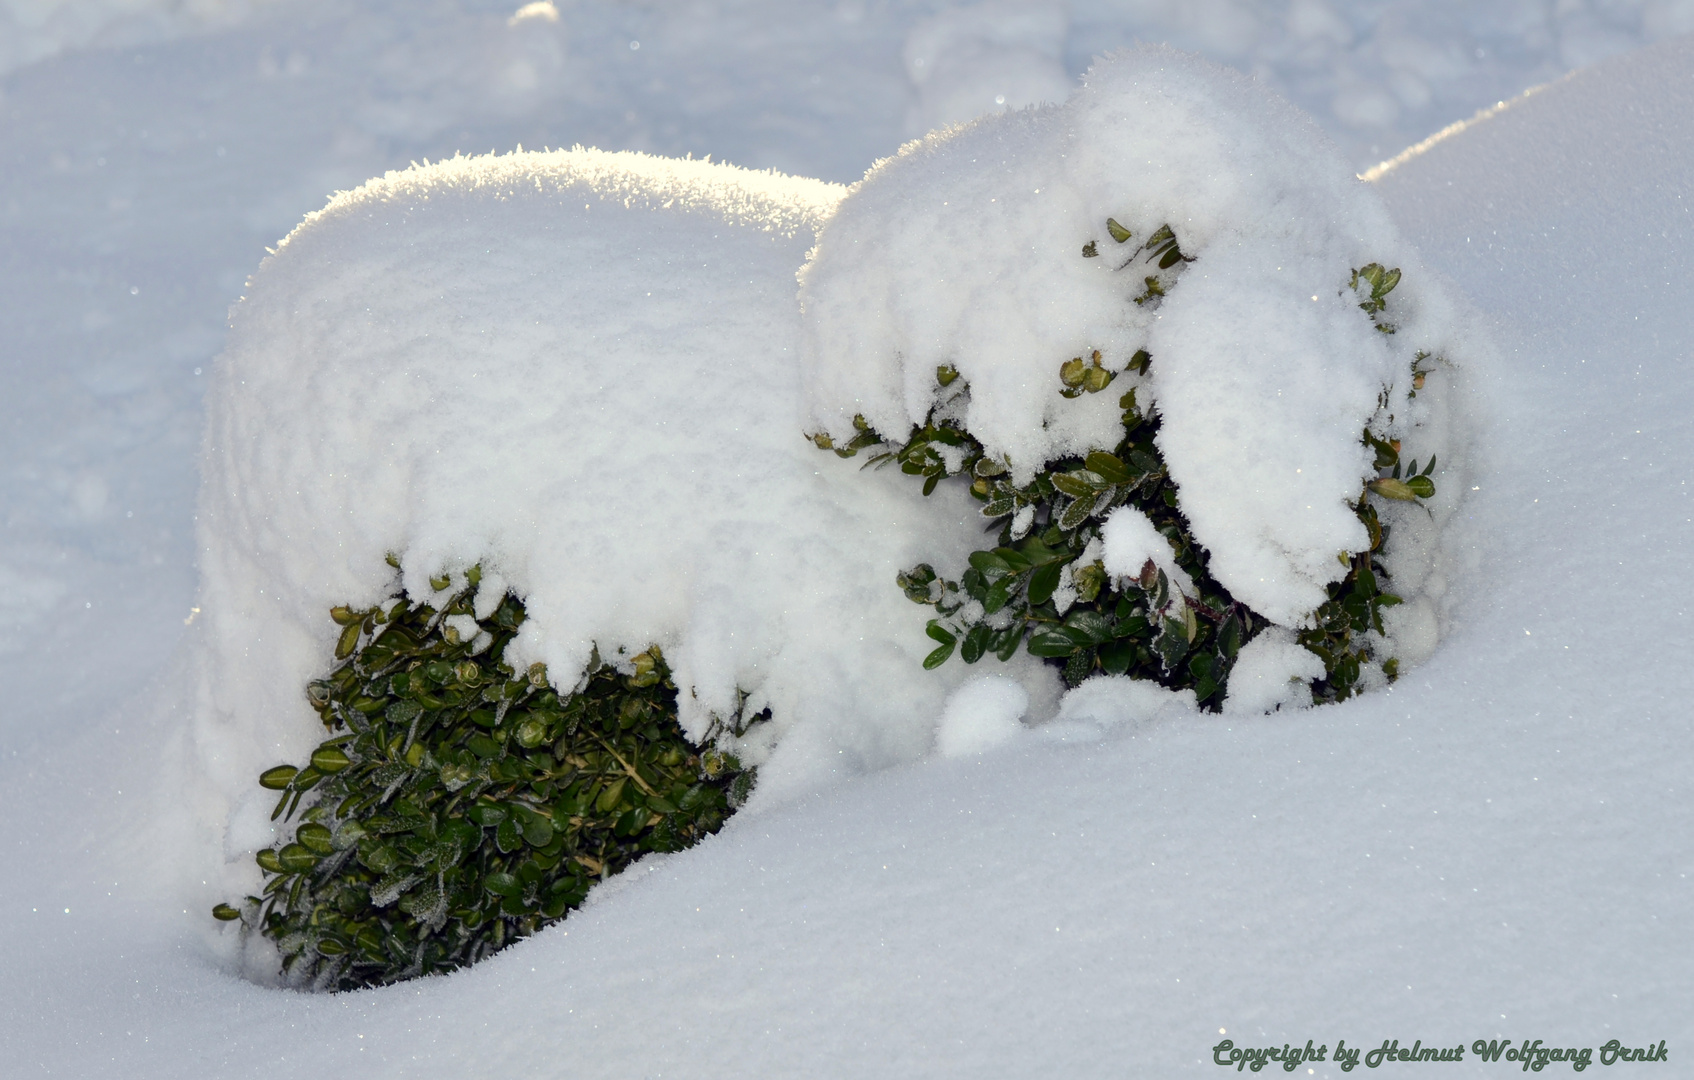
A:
[
  {"xmin": 800, "ymin": 46, "xmax": 1471, "ymax": 713},
  {"xmin": 193, "ymin": 49, "xmax": 1476, "ymax": 980},
  {"xmin": 192, "ymin": 148, "xmax": 1023, "ymax": 974}
]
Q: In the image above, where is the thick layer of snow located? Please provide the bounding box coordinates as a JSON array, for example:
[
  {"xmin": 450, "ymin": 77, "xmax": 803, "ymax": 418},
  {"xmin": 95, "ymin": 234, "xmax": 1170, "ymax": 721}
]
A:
[
  {"xmin": 2, "ymin": 6, "xmax": 1692, "ymax": 1079},
  {"xmin": 802, "ymin": 47, "xmax": 1473, "ymax": 630}
]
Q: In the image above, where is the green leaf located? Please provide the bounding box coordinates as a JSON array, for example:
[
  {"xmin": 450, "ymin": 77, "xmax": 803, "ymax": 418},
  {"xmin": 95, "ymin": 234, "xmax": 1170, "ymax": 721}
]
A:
[
  {"xmin": 595, "ymin": 777, "xmax": 628, "ymax": 814},
  {"xmin": 1406, "ymin": 474, "xmax": 1435, "ymax": 498},
  {"xmin": 1057, "ymin": 496, "xmax": 1092, "ymax": 531},
  {"xmin": 310, "ymin": 745, "xmax": 351, "ymax": 774},
  {"xmin": 255, "ymin": 849, "xmax": 283, "ymax": 874},
  {"xmin": 1027, "ymin": 629, "xmax": 1082, "ymax": 659},
  {"xmin": 993, "ymin": 625, "xmax": 1024, "ymax": 662},
  {"xmin": 1050, "ymin": 471, "xmax": 1101, "ymax": 499},
  {"xmin": 467, "ymin": 804, "xmax": 507, "ymax": 827},
  {"xmin": 1098, "ymin": 640, "xmax": 1133, "ymax": 676},
  {"xmin": 1013, "ymin": 538, "xmax": 1068, "ymax": 567},
  {"xmin": 1085, "ymin": 452, "xmax": 1132, "ymax": 485},
  {"xmin": 995, "ymin": 547, "xmax": 1034, "ymax": 573},
  {"xmin": 923, "ymin": 641, "xmax": 956, "ymax": 670},
  {"xmin": 212, "ymin": 903, "xmax": 242, "ymax": 922},
  {"xmin": 485, "ymin": 872, "xmax": 522, "ymax": 898},
  {"xmin": 522, "ymin": 815, "xmax": 555, "ymax": 848},
  {"xmin": 925, "ymin": 621, "xmax": 958, "ymax": 647},
  {"xmin": 961, "ymin": 623, "xmax": 991, "ymax": 664},
  {"xmin": 1063, "ymin": 609, "xmax": 1113, "ymax": 644},
  {"xmin": 278, "ymin": 843, "xmax": 318, "ymax": 874},
  {"xmin": 1155, "ymin": 620, "xmax": 1190, "ymax": 670},
  {"xmin": 295, "ymin": 823, "xmax": 334, "ymax": 855},
  {"xmin": 259, "ymin": 765, "xmax": 298, "ymax": 791},
  {"xmin": 496, "ymin": 817, "xmax": 522, "ymax": 853},
  {"xmin": 1367, "ymin": 477, "xmax": 1417, "ymax": 501},
  {"xmin": 968, "ymin": 550, "xmax": 1013, "ymax": 578},
  {"xmin": 1106, "ymin": 217, "xmax": 1132, "ymax": 243},
  {"xmin": 1027, "ymin": 561, "xmax": 1065, "ymax": 606},
  {"xmin": 335, "ymin": 622, "xmax": 361, "ymax": 660},
  {"xmin": 515, "ymin": 716, "xmax": 550, "ymax": 748}
]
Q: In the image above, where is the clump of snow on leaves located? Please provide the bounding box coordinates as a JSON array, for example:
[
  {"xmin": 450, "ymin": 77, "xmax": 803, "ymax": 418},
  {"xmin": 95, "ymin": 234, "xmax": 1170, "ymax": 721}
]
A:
[{"xmin": 799, "ymin": 46, "xmax": 1473, "ymax": 701}]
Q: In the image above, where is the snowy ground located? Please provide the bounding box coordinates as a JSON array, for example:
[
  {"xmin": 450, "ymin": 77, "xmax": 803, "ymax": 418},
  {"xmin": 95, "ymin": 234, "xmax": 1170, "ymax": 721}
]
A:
[{"xmin": 2, "ymin": 3, "xmax": 1691, "ymax": 1077}]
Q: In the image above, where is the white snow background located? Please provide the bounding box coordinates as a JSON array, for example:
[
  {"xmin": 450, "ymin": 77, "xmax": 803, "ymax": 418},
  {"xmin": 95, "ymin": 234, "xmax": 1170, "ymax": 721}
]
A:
[{"xmin": 2, "ymin": 2, "xmax": 1691, "ymax": 1077}]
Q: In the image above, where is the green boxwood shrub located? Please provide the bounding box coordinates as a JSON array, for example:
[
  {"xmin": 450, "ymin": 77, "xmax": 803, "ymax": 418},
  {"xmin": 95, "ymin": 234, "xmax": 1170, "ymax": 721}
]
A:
[
  {"xmin": 215, "ymin": 569, "xmax": 753, "ymax": 991},
  {"xmin": 814, "ymin": 224, "xmax": 1438, "ymax": 707}
]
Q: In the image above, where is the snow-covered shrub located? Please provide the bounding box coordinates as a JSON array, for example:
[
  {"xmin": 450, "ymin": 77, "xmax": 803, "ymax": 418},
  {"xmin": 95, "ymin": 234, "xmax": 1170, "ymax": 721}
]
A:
[
  {"xmin": 215, "ymin": 572, "xmax": 751, "ymax": 990},
  {"xmin": 194, "ymin": 147, "xmax": 1009, "ymax": 966},
  {"xmin": 818, "ymin": 256, "xmax": 1434, "ymax": 705},
  {"xmin": 800, "ymin": 47, "xmax": 1472, "ymax": 713}
]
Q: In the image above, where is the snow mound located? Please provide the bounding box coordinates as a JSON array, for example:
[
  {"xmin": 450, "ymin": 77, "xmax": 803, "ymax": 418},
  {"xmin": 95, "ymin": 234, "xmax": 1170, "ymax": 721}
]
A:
[
  {"xmin": 1219, "ymin": 626, "xmax": 1325, "ymax": 716},
  {"xmin": 935, "ymin": 674, "xmax": 1028, "ymax": 757},
  {"xmin": 800, "ymin": 45, "xmax": 1474, "ymax": 633},
  {"xmin": 192, "ymin": 146, "xmax": 1024, "ymax": 905}
]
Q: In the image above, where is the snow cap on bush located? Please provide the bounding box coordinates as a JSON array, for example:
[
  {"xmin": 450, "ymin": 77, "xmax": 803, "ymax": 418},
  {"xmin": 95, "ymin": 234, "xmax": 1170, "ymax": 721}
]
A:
[{"xmin": 800, "ymin": 45, "xmax": 1466, "ymax": 628}]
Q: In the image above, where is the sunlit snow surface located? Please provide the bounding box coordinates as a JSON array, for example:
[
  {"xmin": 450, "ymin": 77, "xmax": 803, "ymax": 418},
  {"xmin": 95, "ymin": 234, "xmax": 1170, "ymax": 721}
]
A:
[{"xmin": 1, "ymin": 6, "xmax": 1692, "ymax": 1079}]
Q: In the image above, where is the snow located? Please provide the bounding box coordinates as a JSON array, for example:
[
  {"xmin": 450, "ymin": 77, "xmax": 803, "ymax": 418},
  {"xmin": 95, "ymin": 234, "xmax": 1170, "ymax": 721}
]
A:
[
  {"xmin": 1101, "ymin": 505, "xmax": 1193, "ymax": 596},
  {"xmin": 935, "ymin": 674, "xmax": 1028, "ymax": 757},
  {"xmin": 801, "ymin": 46, "xmax": 1473, "ymax": 631},
  {"xmin": 0, "ymin": 0, "xmax": 282, "ymax": 76},
  {"xmin": 1218, "ymin": 626, "xmax": 1325, "ymax": 716},
  {"xmin": 2, "ymin": 4, "xmax": 1692, "ymax": 1078},
  {"xmin": 902, "ymin": 1, "xmax": 1072, "ymax": 134}
]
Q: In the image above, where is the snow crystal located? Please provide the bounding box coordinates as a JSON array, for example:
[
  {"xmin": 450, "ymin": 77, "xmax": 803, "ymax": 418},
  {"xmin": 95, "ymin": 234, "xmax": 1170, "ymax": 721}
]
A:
[
  {"xmin": 935, "ymin": 674, "xmax": 1028, "ymax": 757},
  {"xmin": 801, "ymin": 45, "xmax": 1473, "ymax": 633}
]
